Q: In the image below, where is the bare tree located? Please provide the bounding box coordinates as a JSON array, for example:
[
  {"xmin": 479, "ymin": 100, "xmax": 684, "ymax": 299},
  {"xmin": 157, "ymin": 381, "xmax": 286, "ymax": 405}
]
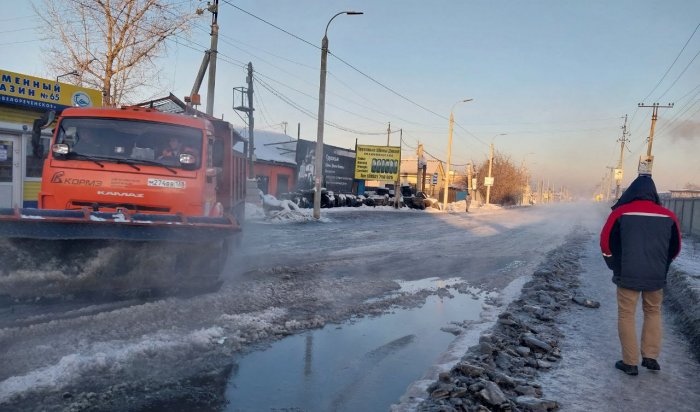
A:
[
  {"xmin": 34, "ymin": 0, "xmax": 199, "ymax": 106},
  {"xmin": 475, "ymin": 152, "xmax": 526, "ymax": 205}
]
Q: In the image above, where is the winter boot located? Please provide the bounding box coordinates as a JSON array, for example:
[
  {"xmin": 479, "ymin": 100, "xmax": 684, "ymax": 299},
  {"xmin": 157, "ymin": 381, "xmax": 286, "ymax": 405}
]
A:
[
  {"xmin": 641, "ymin": 357, "xmax": 660, "ymax": 371},
  {"xmin": 615, "ymin": 360, "xmax": 638, "ymax": 376}
]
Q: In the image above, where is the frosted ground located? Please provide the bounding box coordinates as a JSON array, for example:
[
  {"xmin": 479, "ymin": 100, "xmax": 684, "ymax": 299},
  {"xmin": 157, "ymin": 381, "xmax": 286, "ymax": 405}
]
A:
[{"xmin": 0, "ymin": 202, "xmax": 697, "ymax": 411}]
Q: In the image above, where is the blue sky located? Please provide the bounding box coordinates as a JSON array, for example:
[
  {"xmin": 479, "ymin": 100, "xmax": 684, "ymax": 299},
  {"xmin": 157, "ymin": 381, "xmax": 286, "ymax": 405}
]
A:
[{"xmin": 3, "ymin": 0, "xmax": 699, "ymax": 194}]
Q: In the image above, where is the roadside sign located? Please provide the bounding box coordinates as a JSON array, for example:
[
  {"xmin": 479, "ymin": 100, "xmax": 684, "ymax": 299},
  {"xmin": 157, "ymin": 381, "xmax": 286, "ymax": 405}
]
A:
[
  {"xmin": 614, "ymin": 168, "xmax": 623, "ymax": 181},
  {"xmin": 354, "ymin": 144, "xmax": 401, "ymax": 181},
  {"xmin": 638, "ymin": 155, "xmax": 653, "ymax": 175},
  {"xmin": 431, "ymin": 172, "xmax": 438, "ymax": 185},
  {"xmin": 471, "ymin": 178, "xmax": 477, "ymax": 188},
  {"xmin": 484, "ymin": 176, "xmax": 494, "ymax": 187}
]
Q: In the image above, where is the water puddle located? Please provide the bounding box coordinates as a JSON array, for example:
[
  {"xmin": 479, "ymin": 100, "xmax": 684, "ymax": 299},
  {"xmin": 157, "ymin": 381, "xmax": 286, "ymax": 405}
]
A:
[{"xmin": 224, "ymin": 279, "xmax": 484, "ymax": 412}]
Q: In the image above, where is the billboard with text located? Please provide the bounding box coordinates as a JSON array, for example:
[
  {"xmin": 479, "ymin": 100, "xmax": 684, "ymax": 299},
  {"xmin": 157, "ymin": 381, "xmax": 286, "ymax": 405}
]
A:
[
  {"xmin": 295, "ymin": 139, "xmax": 356, "ymax": 193},
  {"xmin": 354, "ymin": 144, "xmax": 401, "ymax": 181}
]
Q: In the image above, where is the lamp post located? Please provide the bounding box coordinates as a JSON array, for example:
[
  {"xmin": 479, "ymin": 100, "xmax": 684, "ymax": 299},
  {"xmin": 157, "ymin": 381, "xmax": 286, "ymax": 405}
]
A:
[
  {"xmin": 313, "ymin": 10, "xmax": 363, "ymax": 219},
  {"xmin": 56, "ymin": 70, "xmax": 79, "ymax": 83},
  {"xmin": 442, "ymin": 98, "xmax": 473, "ymax": 210},
  {"xmin": 485, "ymin": 133, "xmax": 506, "ymax": 206}
]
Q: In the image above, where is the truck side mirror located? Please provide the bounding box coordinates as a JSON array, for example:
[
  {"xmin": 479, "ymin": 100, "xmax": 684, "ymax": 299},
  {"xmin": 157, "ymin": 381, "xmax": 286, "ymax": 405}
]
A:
[{"xmin": 31, "ymin": 110, "xmax": 55, "ymax": 158}]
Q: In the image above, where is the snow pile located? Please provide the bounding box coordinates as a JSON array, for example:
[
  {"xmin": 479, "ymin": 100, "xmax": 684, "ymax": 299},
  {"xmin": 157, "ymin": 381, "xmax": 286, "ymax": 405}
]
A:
[
  {"xmin": 244, "ymin": 202, "xmax": 265, "ymax": 220},
  {"xmin": 218, "ymin": 307, "xmax": 287, "ymax": 329},
  {"xmin": 0, "ymin": 326, "xmax": 227, "ymax": 403},
  {"xmin": 244, "ymin": 194, "xmax": 319, "ymax": 223},
  {"xmin": 266, "ymin": 209, "xmax": 319, "ymax": 223},
  {"xmin": 673, "ymin": 238, "xmax": 700, "ymax": 281},
  {"xmin": 262, "ymin": 194, "xmax": 301, "ymax": 212},
  {"xmin": 446, "ymin": 200, "xmax": 469, "ymax": 212}
]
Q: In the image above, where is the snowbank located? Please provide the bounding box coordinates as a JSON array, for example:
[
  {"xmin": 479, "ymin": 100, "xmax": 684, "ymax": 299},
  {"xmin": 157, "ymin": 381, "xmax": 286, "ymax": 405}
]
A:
[{"xmin": 666, "ymin": 239, "xmax": 700, "ymax": 361}]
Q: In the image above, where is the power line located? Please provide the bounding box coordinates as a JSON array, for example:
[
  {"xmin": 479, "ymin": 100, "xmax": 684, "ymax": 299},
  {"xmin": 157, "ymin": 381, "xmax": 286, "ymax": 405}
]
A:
[
  {"xmin": 656, "ymin": 47, "xmax": 700, "ymax": 101},
  {"xmin": 0, "ymin": 39, "xmax": 46, "ymax": 46},
  {"xmin": 0, "ymin": 27, "xmax": 37, "ymax": 34},
  {"xmin": 629, "ymin": 22, "xmax": 700, "ymax": 132},
  {"xmin": 253, "ymin": 86, "xmax": 275, "ymax": 129},
  {"xmin": 255, "ymin": 71, "xmax": 387, "ymax": 125},
  {"xmin": 644, "ymin": 22, "xmax": 700, "ymax": 102},
  {"xmin": 220, "ymin": 0, "xmax": 484, "ymax": 134},
  {"xmin": 254, "ymin": 76, "xmax": 392, "ymax": 136},
  {"xmin": 0, "ymin": 14, "xmax": 33, "ymax": 22},
  {"xmin": 221, "ymin": 0, "xmax": 318, "ymax": 50}
]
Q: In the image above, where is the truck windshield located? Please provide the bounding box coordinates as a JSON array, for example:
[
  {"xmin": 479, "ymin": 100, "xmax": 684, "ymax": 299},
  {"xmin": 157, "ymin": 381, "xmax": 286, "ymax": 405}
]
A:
[{"xmin": 55, "ymin": 118, "xmax": 203, "ymax": 168}]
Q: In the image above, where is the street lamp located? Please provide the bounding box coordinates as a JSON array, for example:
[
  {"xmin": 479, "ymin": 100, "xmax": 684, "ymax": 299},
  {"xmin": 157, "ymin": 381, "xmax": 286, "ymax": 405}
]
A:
[
  {"xmin": 485, "ymin": 133, "xmax": 507, "ymax": 206},
  {"xmin": 313, "ymin": 10, "xmax": 363, "ymax": 220},
  {"xmin": 56, "ymin": 70, "xmax": 79, "ymax": 83},
  {"xmin": 442, "ymin": 98, "xmax": 473, "ymax": 210}
]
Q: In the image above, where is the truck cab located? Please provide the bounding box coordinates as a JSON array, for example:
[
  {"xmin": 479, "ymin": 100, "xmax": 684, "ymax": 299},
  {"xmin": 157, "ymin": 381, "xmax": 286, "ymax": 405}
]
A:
[{"xmin": 39, "ymin": 107, "xmax": 223, "ymax": 217}]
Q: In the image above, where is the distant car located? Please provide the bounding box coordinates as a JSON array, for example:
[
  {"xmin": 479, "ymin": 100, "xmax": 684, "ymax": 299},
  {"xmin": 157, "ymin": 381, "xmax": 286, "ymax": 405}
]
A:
[
  {"xmin": 401, "ymin": 186, "xmax": 427, "ymax": 210},
  {"xmin": 364, "ymin": 189, "xmax": 389, "ymax": 206}
]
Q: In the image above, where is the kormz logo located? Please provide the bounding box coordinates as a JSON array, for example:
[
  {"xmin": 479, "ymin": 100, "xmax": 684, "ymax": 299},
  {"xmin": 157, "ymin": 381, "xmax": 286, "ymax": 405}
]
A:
[
  {"xmin": 50, "ymin": 171, "xmax": 64, "ymax": 183},
  {"xmin": 50, "ymin": 171, "xmax": 102, "ymax": 186}
]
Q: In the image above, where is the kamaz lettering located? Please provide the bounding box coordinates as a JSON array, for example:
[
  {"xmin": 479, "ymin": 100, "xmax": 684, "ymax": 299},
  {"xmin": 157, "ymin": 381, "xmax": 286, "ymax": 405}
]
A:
[{"xmin": 97, "ymin": 191, "xmax": 144, "ymax": 198}]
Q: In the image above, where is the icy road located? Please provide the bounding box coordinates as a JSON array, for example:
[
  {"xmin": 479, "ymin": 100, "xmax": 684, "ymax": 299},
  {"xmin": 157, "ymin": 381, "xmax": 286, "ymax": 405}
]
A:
[{"xmin": 0, "ymin": 203, "xmax": 697, "ymax": 411}]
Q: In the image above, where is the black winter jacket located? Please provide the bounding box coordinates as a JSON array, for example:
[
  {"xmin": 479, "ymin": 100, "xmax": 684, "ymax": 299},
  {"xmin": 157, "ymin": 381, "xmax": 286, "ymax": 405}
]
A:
[{"xmin": 599, "ymin": 176, "xmax": 681, "ymax": 291}]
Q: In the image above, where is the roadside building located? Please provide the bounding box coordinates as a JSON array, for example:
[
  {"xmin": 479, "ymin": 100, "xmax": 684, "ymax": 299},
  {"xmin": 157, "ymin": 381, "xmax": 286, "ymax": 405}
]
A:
[
  {"xmin": 0, "ymin": 68, "xmax": 102, "ymax": 207},
  {"xmin": 240, "ymin": 129, "xmax": 297, "ymax": 197},
  {"xmin": 399, "ymin": 158, "xmax": 445, "ymax": 197}
]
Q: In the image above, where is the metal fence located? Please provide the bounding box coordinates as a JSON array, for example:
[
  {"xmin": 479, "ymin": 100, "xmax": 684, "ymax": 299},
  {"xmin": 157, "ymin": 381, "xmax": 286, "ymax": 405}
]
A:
[{"xmin": 662, "ymin": 198, "xmax": 700, "ymax": 237}]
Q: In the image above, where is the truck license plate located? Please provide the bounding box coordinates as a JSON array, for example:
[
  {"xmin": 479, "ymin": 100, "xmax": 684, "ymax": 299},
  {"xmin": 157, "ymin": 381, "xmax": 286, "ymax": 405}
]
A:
[{"xmin": 147, "ymin": 178, "xmax": 186, "ymax": 189}]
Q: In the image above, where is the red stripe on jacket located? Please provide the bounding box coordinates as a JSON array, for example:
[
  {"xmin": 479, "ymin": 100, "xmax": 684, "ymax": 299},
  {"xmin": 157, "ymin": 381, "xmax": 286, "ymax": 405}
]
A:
[{"xmin": 599, "ymin": 200, "xmax": 681, "ymax": 257}]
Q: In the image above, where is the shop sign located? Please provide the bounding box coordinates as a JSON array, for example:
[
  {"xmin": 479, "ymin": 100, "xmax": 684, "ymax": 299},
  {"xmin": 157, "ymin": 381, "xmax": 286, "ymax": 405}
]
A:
[{"xmin": 0, "ymin": 68, "xmax": 102, "ymax": 110}]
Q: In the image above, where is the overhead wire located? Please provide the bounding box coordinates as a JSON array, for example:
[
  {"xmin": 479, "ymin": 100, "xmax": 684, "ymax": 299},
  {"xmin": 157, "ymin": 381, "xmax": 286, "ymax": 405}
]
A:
[
  {"xmin": 220, "ymin": 0, "xmax": 319, "ymax": 50},
  {"xmin": 222, "ymin": 0, "xmax": 470, "ymax": 129},
  {"xmin": 655, "ymin": 47, "xmax": 700, "ymax": 101},
  {"xmin": 254, "ymin": 76, "xmax": 395, "ymax": 136},
  {"xmin": 628, "ymin": 22, "xmax": 700, "ymax": 136},
  {"xmin": 643, "ymin": 22, "xmax": 700, "ymax": 103},
  {"xmin": 253, "ymin": 87, "xmax": 276, "ymax": 129}
]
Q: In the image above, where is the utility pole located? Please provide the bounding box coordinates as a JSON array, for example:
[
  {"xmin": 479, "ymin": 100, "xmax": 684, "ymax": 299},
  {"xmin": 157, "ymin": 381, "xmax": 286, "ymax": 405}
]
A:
[
  {"xmin": 417, "ymin": 143, "xmax": 424, "ymax": 193},
  {"xmin": 614, "ymin": 115, "xmax": 629, "ymax": 199},
  {"xmin": 637, "ymin": 102, "xmax": 673, "ymax": 175},
  {"xmin": 395, "ymin": 128, "xmax": 402, "ymax": 208},
  {"xmin": 605, "ymin": 166, "xmax": 615, "ymax": 201},
  {"xmin": 246, "ymin": 63, "xmax": 255, "ymax": 177},
  {"xmin": 467, "ymin": 162, "xmax": 473, "ymax": 204},
  {"xmin": 485, "ymin": 142, "xmax": 494, "ymax": 205},
  {"xmin": 443, "ymin": 112, "xmax": 455, "ymax": 209},
  {"xmin": 187, "ymin": 1, "xmax": 219, "ymax": 113},
  {"xmin": 387, "ymin": 122, "xmax": 391, "ymax": 146},
  {"xmin": 205, "ymin": 0, "xmax": 219, "ymax": 116}
]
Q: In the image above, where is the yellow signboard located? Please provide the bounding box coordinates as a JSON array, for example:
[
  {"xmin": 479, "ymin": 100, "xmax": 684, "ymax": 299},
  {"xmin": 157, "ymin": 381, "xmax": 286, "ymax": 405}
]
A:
[
  {"xmin": 354, "ymin": 144, "xmax": 401, "ymax": 180},
  {"xmin": 0, "ymin": 68, "xmax": 102, "ymax": 110}
]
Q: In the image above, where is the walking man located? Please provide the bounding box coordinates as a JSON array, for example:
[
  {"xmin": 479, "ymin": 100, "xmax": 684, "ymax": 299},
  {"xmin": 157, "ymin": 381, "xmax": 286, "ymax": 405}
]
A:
[{"xmin": 600, "ymin": 174, "xmax": 681, "ymax": 375}]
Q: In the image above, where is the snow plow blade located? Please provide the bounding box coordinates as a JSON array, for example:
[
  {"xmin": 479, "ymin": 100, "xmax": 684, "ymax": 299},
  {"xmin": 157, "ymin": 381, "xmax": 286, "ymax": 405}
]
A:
[
  {"xmin": 0, "ymin": 208, "xmax": 240, "ymax": 301},
  {"xmin": 0, "ymin": 207, "xmax": 239, "ymax": 242}
]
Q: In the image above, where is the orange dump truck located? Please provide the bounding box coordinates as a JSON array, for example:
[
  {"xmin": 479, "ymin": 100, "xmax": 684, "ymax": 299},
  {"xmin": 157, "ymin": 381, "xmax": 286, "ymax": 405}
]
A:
[{"xmin": 0, "ymin": 106, "xmax": 247, "ymax": 299}]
